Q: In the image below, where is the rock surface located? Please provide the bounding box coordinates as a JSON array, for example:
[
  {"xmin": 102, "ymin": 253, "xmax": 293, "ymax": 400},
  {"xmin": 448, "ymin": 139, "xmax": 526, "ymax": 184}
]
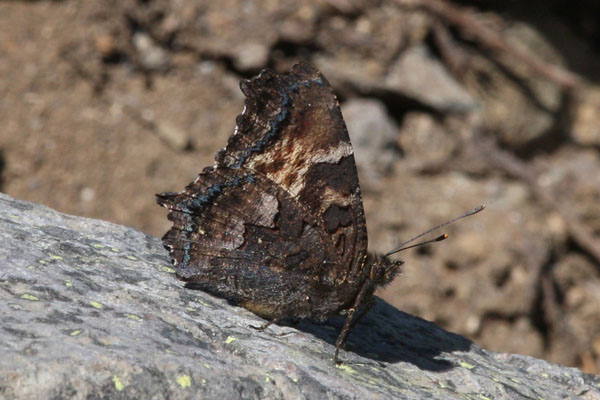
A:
[
  {"xmin": 1, "ymin": 193, "xmax": 599, "ymax": 400},
  {"xmin": 342, "ymin": 99, "xmax": 399, "ymax": 183}
]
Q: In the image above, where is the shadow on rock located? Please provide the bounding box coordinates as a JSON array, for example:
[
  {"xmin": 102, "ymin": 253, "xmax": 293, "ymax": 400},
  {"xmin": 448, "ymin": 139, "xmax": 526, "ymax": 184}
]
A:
[{"xmin": 292, "ymin": 298, "xmax": 473, "ymax": 370}]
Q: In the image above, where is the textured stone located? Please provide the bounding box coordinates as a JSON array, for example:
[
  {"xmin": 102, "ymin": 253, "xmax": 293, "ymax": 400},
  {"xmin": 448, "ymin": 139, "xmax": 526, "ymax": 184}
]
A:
[
  {"xmin": 1, "ymin": 193, "xmax": 598, "ymax": 399},
  {"xmin": 384, "ymin": 45, "xmax": 478, "ymax": 112},
  {"xmin": 571, "ymin": 86, "xmax": 600, "ymax": 146},
  {"xmin": 342, "ymin": 98, "xmax": 399, "ymax": 183}
]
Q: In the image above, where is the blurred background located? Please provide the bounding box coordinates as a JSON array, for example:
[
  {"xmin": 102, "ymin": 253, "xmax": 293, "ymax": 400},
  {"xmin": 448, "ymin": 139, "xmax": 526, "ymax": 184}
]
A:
[{"xmin": 1, "ymin": 0, "xmax": 599, "ymax": 374}]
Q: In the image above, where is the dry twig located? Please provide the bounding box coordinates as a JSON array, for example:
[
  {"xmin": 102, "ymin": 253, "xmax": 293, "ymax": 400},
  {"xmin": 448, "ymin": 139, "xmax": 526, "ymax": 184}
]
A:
[{"xmin": 401, "ymin": 0, "xmax": 583, "ymax": 89}]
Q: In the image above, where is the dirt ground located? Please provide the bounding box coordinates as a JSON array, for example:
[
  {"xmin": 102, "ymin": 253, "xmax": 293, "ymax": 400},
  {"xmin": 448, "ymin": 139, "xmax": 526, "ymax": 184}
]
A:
[{"xmin": 2, "ymin": 1, "xmax": 599, "ymax": 374}]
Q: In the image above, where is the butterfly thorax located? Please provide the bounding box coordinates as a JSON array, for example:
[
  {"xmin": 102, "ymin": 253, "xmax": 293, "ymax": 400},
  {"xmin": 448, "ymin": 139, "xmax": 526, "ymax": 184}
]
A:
[{"xmin": 366, "ymin": 254, "xmax": 403, "ymax": 288}]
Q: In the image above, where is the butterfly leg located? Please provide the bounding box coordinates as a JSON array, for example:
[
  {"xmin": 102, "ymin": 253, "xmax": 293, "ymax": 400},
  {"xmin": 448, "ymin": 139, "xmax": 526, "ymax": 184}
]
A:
[
  {"xmin": 334, "ymin": 282, "xmax": 374, "ymax": 364},
  {"xmin": 335, "ymin": 299, "xmax": 375, "ymax": 355},
  {"xmin": 334, "ymin": 307, "xmax": 356, "ymax": 364},
  {"xmin": 349, "ymin": 297, "xmax": 375, "ymax": 331},
  {"xmin": 250, "ymin": 319, "xmax": 278, "ymax": 331}
]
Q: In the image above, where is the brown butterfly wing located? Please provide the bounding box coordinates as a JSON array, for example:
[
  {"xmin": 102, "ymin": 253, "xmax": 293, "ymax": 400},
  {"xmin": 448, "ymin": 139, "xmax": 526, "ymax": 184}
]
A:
[{"xmin": 157, "ymin": 62, "xmax": 369, "ymax": 320}]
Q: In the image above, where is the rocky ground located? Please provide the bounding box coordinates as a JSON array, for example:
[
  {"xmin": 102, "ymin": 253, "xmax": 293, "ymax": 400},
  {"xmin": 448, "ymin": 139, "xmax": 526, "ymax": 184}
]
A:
[
  {"xmin": 1, "ymin": 193, "xmax": 599, "ymax": 399},
  {"xmin": 1, "ymin": 0, "xmax": 599, "ymax": 375}
]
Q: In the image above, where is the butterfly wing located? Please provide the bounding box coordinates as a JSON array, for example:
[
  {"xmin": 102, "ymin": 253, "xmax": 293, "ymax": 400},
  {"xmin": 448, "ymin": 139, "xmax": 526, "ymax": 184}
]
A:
[
  {"xmin": 157, "ymin": 62, "xmax": 368, "ymax": 319},
  {"xmin": 217, "ymin": 62, "xmax": 369, "ymax": 281}
]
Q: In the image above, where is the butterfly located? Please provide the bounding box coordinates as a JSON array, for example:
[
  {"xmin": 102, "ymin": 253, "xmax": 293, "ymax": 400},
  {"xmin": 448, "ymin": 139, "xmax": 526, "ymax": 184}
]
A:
[{"xmin": 156, "ymin": 61, "xmax": 483, "ymax": 363}]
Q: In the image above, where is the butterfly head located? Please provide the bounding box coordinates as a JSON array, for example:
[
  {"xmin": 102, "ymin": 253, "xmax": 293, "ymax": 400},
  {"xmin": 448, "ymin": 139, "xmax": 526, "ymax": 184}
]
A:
[
  {"xmin": 368, "ymin": 255, "xmax": 403, "ymax": 287},
  {"xmin": 364, "ymin": 205, "xmax": 486, "ymax": 289}
]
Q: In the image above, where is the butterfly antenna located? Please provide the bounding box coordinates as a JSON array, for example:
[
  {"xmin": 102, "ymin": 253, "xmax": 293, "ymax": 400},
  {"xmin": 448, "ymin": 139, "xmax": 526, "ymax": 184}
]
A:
[{"xmin": 384, "ymin": 204, "xmax": 485, "ymax": 257}]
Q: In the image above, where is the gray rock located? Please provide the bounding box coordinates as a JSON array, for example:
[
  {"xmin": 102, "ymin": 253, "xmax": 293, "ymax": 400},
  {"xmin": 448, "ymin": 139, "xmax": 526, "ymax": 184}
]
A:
[
  {"xmin": 315, "ymin": 47, "xmax": 479, "ymax": 114},
  {"xmin": 233, "ymin": 42, "xmax": 270, "ymax": 71},
  {"xmin": 384, "ymin": 45, "xmax": 478, "ymax": 113},
  {"xmin": 132, "ymin": 32, "xmax": 170, "ymax": 71},
  {"xmin": 1, "ymin": 193, "xmax": 598, "ymax": 400},
  {"xmin": 571, "ymin": 86, "xmax": 600, "ymax": 146},
  {"xmin": 342, "ymin": 99, "xmax": 399, "ymax": 183}
]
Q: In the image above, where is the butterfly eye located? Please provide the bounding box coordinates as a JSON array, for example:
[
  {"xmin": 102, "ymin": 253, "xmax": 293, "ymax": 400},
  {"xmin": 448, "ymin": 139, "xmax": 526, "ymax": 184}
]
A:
[{"xmin": 369, "ymin": 263, "xmax": 387, "ymax": 283}]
